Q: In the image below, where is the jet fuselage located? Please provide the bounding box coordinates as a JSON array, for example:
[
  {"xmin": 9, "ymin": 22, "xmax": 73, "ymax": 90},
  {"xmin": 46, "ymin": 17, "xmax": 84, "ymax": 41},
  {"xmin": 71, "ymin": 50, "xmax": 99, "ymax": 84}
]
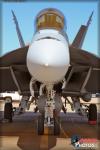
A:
[{"xmin": 27, "ymin": 8, "xmax": 70, "ymax": 84}]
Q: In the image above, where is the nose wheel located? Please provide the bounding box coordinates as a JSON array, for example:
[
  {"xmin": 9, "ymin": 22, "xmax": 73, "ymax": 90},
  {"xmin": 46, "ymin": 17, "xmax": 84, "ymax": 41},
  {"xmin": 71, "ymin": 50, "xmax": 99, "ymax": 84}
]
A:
[
  {"xmin": 37, "ymin": 112, "xmax": 60, "ymax": 135},
  {"xmin": 54, "ymin": 112, "xmax": 60, "ymax": 135},
  {"xmin": 37, "ymin": 113, "xmax": 44, "ymax": 135}
]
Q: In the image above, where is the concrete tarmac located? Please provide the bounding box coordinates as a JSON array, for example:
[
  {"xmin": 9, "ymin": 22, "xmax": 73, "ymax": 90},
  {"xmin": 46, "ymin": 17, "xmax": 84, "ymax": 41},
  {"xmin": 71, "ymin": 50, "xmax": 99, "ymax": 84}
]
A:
[
  {"xmin": 0, "ymin": 111, "xmax": 100, "ymax": 150},
  {"xmin": 0, "ymin": 100, "xmax": 100, "ymax": 150}
]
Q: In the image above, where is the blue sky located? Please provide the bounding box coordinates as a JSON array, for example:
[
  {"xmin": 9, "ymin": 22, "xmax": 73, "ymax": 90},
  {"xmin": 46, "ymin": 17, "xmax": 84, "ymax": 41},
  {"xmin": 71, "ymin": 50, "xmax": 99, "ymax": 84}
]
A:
[{"xmin": 1, "ymin": 1, "xmax": 99, "ymax": 56}]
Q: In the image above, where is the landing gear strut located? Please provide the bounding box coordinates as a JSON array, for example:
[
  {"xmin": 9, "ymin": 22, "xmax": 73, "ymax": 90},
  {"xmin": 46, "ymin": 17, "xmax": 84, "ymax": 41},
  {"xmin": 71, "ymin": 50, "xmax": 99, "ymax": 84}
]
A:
[{"xmin": 45, "ymin": 84, "xmax": 60, "ymax": 135}]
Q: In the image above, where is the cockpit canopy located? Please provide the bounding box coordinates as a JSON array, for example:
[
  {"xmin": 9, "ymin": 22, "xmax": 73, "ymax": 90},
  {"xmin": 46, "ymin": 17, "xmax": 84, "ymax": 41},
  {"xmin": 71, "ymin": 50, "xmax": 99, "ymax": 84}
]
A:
[{"xmin": 35, "ymin": 8, "xmax": 66, "ymax": 31}]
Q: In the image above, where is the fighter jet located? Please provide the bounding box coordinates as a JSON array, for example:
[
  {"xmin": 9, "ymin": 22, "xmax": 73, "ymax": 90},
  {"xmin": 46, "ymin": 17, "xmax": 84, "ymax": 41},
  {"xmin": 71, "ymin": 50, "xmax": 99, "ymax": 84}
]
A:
[{"xmin": 0, "ymin": 8, "xmax": 100, "ymax": 135}]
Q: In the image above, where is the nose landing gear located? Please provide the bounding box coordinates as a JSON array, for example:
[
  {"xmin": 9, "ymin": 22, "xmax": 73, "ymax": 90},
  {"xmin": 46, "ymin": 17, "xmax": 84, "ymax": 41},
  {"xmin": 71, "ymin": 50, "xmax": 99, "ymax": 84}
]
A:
[{"xmin": 37, "ymin": 84, "xmax": 61, "ymax": 135}]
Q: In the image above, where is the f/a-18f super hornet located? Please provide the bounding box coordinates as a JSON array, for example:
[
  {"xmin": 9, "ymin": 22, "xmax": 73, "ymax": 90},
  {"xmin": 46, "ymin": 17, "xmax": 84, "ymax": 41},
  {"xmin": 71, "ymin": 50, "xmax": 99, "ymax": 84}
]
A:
[{"xmin": 0, "ymin": 8, "xmax": 100, "ymax": 135}]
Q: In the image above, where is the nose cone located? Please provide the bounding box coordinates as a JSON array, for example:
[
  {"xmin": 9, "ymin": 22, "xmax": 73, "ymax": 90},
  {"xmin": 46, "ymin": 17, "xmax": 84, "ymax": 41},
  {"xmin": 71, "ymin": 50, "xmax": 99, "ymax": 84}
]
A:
[
  {"xmin": 27, "ymin": 31, "xmax": 70, "ymax": 83},
  {"xmin": 28, "ymin": 39, "xmax": 68, "ymax": 66}
]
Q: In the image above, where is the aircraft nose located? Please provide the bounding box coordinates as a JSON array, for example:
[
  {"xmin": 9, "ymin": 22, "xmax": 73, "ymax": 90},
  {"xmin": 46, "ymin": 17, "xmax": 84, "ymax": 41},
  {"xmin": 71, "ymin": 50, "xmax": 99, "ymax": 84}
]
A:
[
  {"xmin": 27, "ymin": 39, "xmax": 69, "ymax": 67},
  {"xmin": 27, "ymin": 35, "xmax": 70, "ymax": 83}
]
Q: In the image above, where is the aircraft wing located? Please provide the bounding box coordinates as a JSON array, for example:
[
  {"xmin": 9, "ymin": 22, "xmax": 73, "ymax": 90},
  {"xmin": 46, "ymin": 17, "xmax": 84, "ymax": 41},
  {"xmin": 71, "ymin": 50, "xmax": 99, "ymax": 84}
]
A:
[
  {"xmin": 0, "ymin": 46, "xmax": 31, "ymax": 95},
  {"xmin": 0, "ymin": 46, "xmax": 100, "ymax": 96},
  {"xmin": 70, "ymin": 47, "xmax": 100, "ymax": 68},
  {"xmin": 0, "ymin": 46, "xmax": 28, "ymax": 67},
  {"xmin": 62, "ymin": 11, "xmax": 100, "ymax": 96},
  {"xmin": 62, "ymin": 47, "xmax": 100, "ymax": 96}
]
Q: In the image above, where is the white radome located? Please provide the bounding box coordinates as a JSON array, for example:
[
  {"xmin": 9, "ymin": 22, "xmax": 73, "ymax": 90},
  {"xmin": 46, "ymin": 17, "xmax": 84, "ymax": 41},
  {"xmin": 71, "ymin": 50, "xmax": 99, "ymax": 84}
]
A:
[{"xmin": 27, "ymin": 29, "xmax": 70, "ymax": 84}]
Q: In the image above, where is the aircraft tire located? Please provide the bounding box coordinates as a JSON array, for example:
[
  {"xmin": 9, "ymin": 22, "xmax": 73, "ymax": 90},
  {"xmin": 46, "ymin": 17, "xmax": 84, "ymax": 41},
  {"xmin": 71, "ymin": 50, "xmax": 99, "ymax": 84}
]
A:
[
  {"xmin": 37, "ymin": 113, "xmax": 44, "ymax": 135},
  {"xmin": 54, "ymin": 116, "xmax": 60, "ymax": 135},
  {"xmin": 4, "ymin": 97, "xmax": 13, "ymax": 122},
  {"xmin": 88, "ymin": 104, "xmax": 97, "ymax": 125}
]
